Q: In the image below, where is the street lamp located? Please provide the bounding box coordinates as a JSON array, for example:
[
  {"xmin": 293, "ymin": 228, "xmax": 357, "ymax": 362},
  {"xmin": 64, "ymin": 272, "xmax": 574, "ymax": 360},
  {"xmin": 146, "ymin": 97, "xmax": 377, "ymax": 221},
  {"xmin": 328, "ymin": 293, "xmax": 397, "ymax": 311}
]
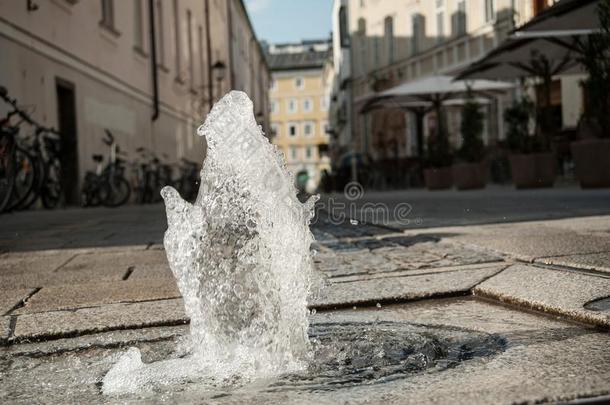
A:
[{"xmin": 211, "ymin": 61, "xmax": 226, "ymax": 99}]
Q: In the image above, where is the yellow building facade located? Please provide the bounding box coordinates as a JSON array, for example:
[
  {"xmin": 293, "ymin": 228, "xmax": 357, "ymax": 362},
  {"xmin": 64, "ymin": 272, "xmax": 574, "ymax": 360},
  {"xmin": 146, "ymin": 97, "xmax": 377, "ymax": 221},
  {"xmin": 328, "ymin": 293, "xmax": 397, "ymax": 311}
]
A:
[{"xmin": 267, "ymin": 41, "xmax": 332, "ymax": 192}]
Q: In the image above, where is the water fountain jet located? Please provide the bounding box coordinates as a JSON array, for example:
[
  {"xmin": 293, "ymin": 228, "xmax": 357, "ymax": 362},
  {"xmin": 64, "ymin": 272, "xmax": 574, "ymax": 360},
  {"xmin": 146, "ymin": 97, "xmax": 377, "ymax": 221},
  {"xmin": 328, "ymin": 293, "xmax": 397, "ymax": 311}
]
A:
[{"xmin": 102, "ymin": 91, "xmax": 318, "ymax": 395}]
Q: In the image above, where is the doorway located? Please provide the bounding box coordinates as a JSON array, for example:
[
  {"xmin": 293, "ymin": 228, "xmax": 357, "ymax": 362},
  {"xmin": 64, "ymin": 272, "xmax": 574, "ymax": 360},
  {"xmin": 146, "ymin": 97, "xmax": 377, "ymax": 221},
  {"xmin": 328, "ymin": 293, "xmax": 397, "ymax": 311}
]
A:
[{"xmin": 55, "ymin": 79, "xmax": 79, "ymax": 205}]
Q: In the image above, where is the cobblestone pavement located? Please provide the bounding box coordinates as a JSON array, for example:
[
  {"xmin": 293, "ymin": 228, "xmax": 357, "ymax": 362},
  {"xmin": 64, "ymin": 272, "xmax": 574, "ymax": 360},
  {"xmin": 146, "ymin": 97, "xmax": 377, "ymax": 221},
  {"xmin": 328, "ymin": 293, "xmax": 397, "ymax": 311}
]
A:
[{"xmin": 1, "ymin": 199, "xmax": 610, "ymax": 403}]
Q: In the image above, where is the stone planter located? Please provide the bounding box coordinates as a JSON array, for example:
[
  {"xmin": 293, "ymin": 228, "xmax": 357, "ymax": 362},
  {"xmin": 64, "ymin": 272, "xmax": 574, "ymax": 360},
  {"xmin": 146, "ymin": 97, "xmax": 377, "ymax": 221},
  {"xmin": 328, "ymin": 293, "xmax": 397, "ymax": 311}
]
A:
[
  {"xmin": 571, "ymin": 139, "xmax": 610, "ymax": 188},
  {"xmin": 452, "ymin": 162, "xmax": 487, "ymax": 190},
  {"xmin": 424, "ymin": 167, "xmax": 453, "ymax": 190},
  {"xmin": 509, "ymin": 153, "xmax": 556, "ymax": 189}
]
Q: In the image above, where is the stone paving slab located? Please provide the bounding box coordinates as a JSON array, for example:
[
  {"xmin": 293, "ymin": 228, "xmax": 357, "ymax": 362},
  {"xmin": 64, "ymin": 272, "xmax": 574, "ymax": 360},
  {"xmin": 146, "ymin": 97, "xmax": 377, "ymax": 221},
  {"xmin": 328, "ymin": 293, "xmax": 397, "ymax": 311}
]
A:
[
  {"xmin": 327, "ymin": 262, "xmax": 506, "ymax": 284},
  {"xmin": 11, "ymin": 298, "xmax": 187, "ymax": 341},
  {"xmin": 12, "ymin": 278, "xmax": 180, "ymax": 315},
  {"xmin": 57, "ymin": 249, "xmax": 167, "ymax": 274},
  {"xmin": 474, "ymin": 264, "xmax": 610, "ymax": 327},
  {"xmin": 5, "ymin": 324, "xmax": 189, "ymax": 357},
  {"xmin": 454, "ymin": 232, "xmax": 610, "ymax": 262},
  {"xmin": 311, "ymin": 265, "xmax": 505, "ymax": 309},
  {"xmin": 0, "ymin": 269, "xmax": 126, "ymax": 290},
  {"xmin": 396, "ymin": 217, "xmax": 610, "ymax": 263},
  {"xmin": 315, "ymin": 237, "xmax": 503, "ymax": 278},
  {"xmin": 536, "ymin": 252, "xmax": 610, "ymax": 274},
  {"xmin": 0, "ymin": 251, "xmax": 75, "ymax": 276},
  {"xmin": 0, "ymin": 287, "xmax": 36, "ymax": 315}
]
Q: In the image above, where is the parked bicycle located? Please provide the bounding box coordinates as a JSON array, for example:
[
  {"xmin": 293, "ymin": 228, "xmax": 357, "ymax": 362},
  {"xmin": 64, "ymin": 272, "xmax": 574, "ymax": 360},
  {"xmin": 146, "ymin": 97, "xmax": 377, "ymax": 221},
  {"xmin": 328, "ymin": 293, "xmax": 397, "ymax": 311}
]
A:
[
  {"xmin": 16, "ymin": 124, "xmax": 63, "ymax": 210},
  {"xmin": 131, "ymin": 146, "xmax": 199, "ymax": 204},
  {"xmin": 81, "ymin": 129, "xmax": 131, "ymax": 207},
  {"xmin": 0, "ymin": 86, "xmax": 49, "ymax": 213}
]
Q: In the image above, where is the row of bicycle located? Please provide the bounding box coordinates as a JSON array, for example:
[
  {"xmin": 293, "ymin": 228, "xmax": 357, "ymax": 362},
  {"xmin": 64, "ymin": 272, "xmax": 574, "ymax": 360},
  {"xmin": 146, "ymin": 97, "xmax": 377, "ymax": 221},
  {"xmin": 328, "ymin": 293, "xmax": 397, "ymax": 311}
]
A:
[
  {"xmin": 0, "ymin": 86, "xmax": 200, "ymax": 213},
  {"xmin": 0, "ymin": 86, "xmax": 63, "ymax": 213},
  {"xmin": 81, "ymin": 129, "xmax": 200, "ymax": 208}
]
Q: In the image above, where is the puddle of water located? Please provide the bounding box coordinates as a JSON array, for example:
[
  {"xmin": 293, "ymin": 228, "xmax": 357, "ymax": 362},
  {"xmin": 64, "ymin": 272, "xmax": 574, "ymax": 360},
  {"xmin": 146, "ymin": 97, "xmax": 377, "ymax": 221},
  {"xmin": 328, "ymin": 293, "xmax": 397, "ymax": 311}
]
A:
[{"xmin": 585, "ymin": 296, "xmax": 610, "ymax": 312}]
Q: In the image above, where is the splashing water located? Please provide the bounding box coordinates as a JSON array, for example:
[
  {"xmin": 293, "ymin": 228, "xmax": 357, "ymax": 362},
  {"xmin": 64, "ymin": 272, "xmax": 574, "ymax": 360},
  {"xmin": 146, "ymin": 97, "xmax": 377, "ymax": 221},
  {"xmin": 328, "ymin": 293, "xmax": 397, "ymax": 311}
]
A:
[{"xmin": 103, "ymin": 91, "xmax": 318, "ymax": 395}]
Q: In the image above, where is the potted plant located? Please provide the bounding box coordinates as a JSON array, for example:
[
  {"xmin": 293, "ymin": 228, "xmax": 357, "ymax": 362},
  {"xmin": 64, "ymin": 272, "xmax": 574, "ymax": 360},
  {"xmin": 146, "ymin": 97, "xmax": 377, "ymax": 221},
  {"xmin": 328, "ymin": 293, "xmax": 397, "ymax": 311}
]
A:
[
  {"xmin": 504, "ymin": 94, "xmax": 556, "ymax": 189},
  {"xmin": 453, "ymin": 91, "xmax": 486, "ymax": 190},
  {"xmin": 424, "ymin": 103, "xmax": 453, "ymax": 190},
  {"xmin": 571, "ymin": 0, "xmax": 610, "ymax": 188}
]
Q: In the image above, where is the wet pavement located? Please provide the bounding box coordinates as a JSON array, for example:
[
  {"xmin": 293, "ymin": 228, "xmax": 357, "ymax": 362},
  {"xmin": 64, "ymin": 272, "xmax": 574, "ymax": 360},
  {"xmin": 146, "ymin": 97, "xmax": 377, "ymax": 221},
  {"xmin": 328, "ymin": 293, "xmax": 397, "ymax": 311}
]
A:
[
  {"xmin": 1, "ymin": 192, "xmax": 610, "ymax": 403},
  {"xmin": 2, "ymin": 298, "xmax": 609, "ymax": 404}
]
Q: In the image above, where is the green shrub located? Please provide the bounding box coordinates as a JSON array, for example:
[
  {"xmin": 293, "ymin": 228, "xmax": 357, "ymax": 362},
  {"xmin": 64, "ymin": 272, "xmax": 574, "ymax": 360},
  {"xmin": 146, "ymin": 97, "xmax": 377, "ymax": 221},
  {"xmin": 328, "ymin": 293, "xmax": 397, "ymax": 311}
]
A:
[
  {"xmin": 457, "ymin": 91, "xmax": 485, "ymax": 163},
  {"xmin": 504, "ymin": 96, "xmax": 534, "ymax": 153}
]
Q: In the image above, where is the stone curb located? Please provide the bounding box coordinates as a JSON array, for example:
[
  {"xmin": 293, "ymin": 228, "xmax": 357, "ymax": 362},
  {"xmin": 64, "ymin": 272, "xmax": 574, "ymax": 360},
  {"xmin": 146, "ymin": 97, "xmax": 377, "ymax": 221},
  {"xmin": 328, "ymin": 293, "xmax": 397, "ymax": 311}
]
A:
[{"xmin": 474, "ymin": 264, "xmax": 610, "ymax": 328}]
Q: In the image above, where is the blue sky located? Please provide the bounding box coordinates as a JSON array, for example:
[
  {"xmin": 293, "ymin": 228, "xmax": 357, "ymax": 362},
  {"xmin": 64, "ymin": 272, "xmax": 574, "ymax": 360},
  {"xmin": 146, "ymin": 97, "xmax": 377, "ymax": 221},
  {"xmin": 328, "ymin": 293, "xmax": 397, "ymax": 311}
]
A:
[{"xmin": 245, "ymin": 0, "xmax": 332, "ymax": 44}]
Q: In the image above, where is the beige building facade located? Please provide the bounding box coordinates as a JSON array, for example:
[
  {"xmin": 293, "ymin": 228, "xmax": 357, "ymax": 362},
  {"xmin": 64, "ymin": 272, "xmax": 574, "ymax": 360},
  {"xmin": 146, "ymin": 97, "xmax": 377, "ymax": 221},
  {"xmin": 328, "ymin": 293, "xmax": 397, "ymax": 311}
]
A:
[
  {"xmin": 330, "ymin": 0, "xmax": 580, "ymax": 185},
  {"xmin": 0, "ymin": 0, "xmax": 269, "ymax": 204},
  {"xmin": 267, "ymin": 40, "xmax": 332, "ymax": 192}
]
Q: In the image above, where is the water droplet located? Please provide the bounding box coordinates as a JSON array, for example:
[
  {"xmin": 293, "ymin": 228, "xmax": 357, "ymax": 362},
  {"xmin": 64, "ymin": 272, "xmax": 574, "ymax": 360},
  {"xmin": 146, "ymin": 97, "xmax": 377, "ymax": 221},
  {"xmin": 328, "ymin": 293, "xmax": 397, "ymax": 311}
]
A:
[
  {"xmin": 350, "ymin": 219, "xmax": 359, "ymax": 225},
  {"xmin": 376, "ymin": 303, "xmax": 382, "ymax": 308}
]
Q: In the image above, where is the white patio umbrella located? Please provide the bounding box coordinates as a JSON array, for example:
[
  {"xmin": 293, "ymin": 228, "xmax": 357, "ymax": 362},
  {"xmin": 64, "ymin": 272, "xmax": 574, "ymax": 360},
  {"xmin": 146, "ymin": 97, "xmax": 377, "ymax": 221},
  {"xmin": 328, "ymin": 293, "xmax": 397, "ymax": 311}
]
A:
[
  {"xmin": 359, "ymin": 75, "xmax": 513, "ymax": 159},
  {"xmin": 456, "ymin": 36, "xmax": 583, "ymax": 81},
  {"xmin": 514, "ymin": 0, "xmax": 600, "ymax": 39},
  {"xmin": 458, "ymin": 0, "xmax": 601, "ymax": 81},
  {"xmin": 372, "ymin": 75, "xmax": 513, "ymax": 104}
]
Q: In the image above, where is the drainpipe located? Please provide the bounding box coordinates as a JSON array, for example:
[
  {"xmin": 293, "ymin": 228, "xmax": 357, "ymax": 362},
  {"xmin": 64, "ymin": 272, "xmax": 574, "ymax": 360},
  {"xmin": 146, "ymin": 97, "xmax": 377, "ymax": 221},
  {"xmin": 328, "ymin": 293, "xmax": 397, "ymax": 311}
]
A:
[
  {"xmin": 227, "ymin": 0, "xmax": 235, "ymax": 89},
  {"xmin": 148, "ymin": 0, "xmax": 159, "ymax": 121},
  {"xmin": 204, "ymin": 0, "xmax": 213, "ymax": 108}
]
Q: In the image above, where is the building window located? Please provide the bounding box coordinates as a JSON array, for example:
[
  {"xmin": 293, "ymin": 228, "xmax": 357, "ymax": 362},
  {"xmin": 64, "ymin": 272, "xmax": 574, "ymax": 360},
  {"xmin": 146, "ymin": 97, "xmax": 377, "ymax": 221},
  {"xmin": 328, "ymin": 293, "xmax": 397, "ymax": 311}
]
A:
[
  {"xmin": 173, "ymin": 0, "xmax": 182, "ymax": 81},
  {"xmin": 156, "ymin": 0, "xmax": 166, "ymax": 66},
  {"xmin": 321, "ymin": 95, "xmax": 329, "ymax": 111},
  {"xmin": 287, "ymin": 98, "xmax": 297, "ymax": 113},
  {"xmin": 303, "ymin": 98, "xmax": 312, "ymax": 112},
  {"xmin": 485, "ymin": 0, "xmax": 495, "ymax": 22},
  {"xmin": 373, "ymin": 37, "xmax": 380, "ymax": 69},
  {"xmin": 270, "ymin": 79, "xmax": 277, "ymax": 91},
  {"xmin": 455, "ymin": 0, "xmax": 467, "ymax": 36},
  {"xmin": 270, "ymin": 123, "xmax": 279, "ymax": 137},
  {"xmin": 321, "ymin": 120, "xmax": 329, "ymax": 137},
  {"xmin": 271, "ymin": 100, "xmax": 279, "ymax": 114},
  {"xmin": 303, "ymin": 122, "xmax": 314, "ymax": 137},
  {"xmin": 305, "ymin": 146, "xmax": 313, "ymax": 160},
  {"xmin": 358, "ymin": 18, "xmax": 368, "ymax": 74},
  {"xmin": 186, "ymin": 9, "xmax": 195, "ymax": 89},
  {"xmin": 339, "ymin": 6, "xmax": 349, "ymax": 48},
  {"xmin": 290, "ymin": 146, "xmax": 298, "ymax": 161},
  {"xmin": 384, "ymin": 16, "xmax": 394, "ymax": 64},
  {"xmin": 294, "ymin": 77, "xmax": 304, "ymax": 90},
  {"xmin": 100, "ymin": 0, "xmax": 116, "ymax": 30},
  {"xmin": 436, "ymin": 1, "xmax": 445, "ymax": 44},
  {"xmin": 288, "ymin": 122, "xmax": 298, "ymax": 137},
  {"xmin": 411, "ymin": 14, "xmax": 423, "ymax": 55},
  {"xmin": 198, "ymin": 25, "xmax": 205, "ymax": 88},
  {"xmin": 134, "ymin": 0, "xmax": 145, "ymax": 51},
  {"xmin": 533, "ymin": 0, "xmax": 553, "ymax": 15}
]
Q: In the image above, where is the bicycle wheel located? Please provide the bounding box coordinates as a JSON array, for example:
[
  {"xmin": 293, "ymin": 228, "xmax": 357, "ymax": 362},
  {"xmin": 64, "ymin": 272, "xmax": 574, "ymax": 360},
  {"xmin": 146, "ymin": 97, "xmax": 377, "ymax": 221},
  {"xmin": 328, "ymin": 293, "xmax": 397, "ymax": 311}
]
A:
[
  {"xmin": 19, "ymin": 156, "xmax": 44, "ymax": 210},
  {"xmin": 41, "ymin": 158, "xmax": 63, "ymax": 209},
  {"xmin": 0, "ymin": 136, "xmax": 15, "ymax": 213},
  {"xmin": 102, "ymin": 176, "xmax": 131, "ymax": 207},
  {"xmin": 6, "ymin": 147, "xmax": 36, "ymax": 211},
  {"xmin": 81, "ymin": 173, "xmax": 101, "ymax": 207}
]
